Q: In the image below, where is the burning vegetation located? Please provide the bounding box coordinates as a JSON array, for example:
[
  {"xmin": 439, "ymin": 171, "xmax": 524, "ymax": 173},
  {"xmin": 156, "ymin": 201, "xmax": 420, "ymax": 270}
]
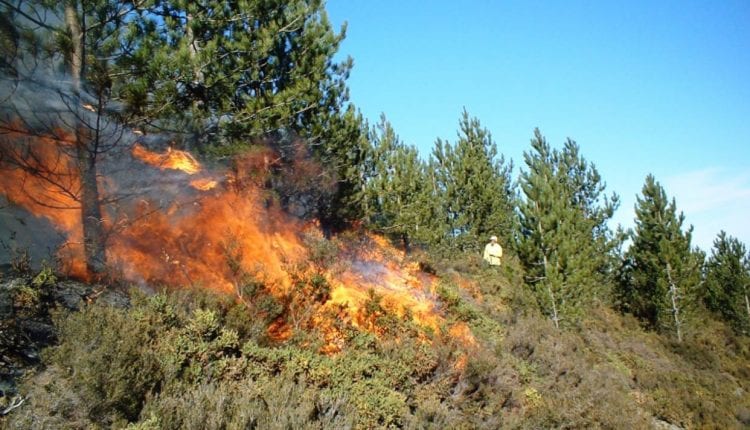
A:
[{"xmin": 0, "ymin": 126, "xmax": 472, "ymax": 353}]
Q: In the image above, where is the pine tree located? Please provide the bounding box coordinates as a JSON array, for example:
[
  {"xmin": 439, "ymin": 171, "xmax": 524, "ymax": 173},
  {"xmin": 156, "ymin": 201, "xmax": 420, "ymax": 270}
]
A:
[
  {"xmin": 1, "ymin": 0, "xmax": 360, "ymax": 267},
  {"xmin": 412, "ymin": 157, "xmax": 452, "ymax": 250},
  {"xmin": 116, "ymin": 0, "xmax": 365, "ymax": 228},
  {"xmin": 122, "ymin": 0, "xmax": 351, "ymax": 145},
  {"xmin": 517, "ymin": 129, "xmax": 619, "ymax": 328},
  {"xmin": 315, "ymin": 104, "xmax": 371, "ymax": 230},
  {"xmin": 704, "ymin": 231, "xmax": 750, "ymax": 334},
  {"xmin": 618, "ymin": 175, "xmax": 703, "ymax": 341},
  {"xmin": 430, "ymin": 110, "xmax": 514, "ymax": 252},
  {"xmin": 363, "ymin": 114, "xmax": 428, "ymax": 250}
]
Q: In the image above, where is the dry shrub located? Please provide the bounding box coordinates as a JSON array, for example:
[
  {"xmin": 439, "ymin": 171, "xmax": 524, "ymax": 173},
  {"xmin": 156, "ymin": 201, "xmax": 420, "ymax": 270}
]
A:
[
  {"xmin": 1, "ymin": 365, "xmax": 90, "ymax": 429},
  {"xmin": 138, "ymin": 375, "xmax": 351, "ymax": 430},
  {"xmin": 5, "ymin": 254, "xmax": 750, "ymax": 430},
  {"xmin": 577, "ymin": 306, "xmax": 750, "ymax": 429},
  {"xmin": 504, "ymin": 315, "xmax": 651, "ymax": 429},
  {"xmin": 49, "ymin": 303, "xmax": 164, "ymax": 424}
]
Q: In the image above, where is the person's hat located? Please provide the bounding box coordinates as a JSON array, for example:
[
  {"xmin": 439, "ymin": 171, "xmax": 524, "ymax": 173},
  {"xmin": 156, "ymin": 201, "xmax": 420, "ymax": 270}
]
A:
[{"xmin": 490, "ymin": 235, "xmax": 498, "ymax": 241}]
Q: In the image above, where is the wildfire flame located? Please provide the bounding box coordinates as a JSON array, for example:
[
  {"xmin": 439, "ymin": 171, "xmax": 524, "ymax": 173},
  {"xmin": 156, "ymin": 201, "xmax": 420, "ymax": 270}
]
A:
[
  {"xmin": 1, "ymin": 128, "xmax": 475, "ymax": 353},
  {"xmin": 0, "ymin": 124, "xmax": 87, "ymax": 277},
  {"xmin": 132, "ymin": 144, "xmax": 218, "ymax": 191},
  {"xmin": 189, "ymin": 178, "xmax": 218, "ymax": 191},
  {"xmin": 132, "ymin": 143, "xmax": 203, "ymax": 175}
]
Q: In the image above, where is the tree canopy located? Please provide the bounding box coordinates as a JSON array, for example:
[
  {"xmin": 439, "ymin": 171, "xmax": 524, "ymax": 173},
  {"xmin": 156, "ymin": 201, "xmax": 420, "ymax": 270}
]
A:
[
  {"xmin": 617, "ymin": 175, "xmax": 703, "ymax": 341},
  {"xmin": 516, "ymin": 129, "xmax": 619, "ymax": 327},
  {"xmin": 704, "ymin": 231, "xmax": 750, "ymax": 335}
]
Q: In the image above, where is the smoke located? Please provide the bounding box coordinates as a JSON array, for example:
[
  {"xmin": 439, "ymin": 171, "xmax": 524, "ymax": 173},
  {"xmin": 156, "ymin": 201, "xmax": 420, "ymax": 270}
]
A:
[
  {"xmin": 0, "ymin": 195, "xmax": 64, "ymax": 271},
  {"xmin": 0, "ymin": 4, "xmax": 203, "ymax": 271}
]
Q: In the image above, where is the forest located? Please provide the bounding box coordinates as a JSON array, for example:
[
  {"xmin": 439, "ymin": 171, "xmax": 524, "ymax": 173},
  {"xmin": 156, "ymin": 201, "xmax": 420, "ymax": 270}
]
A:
[{"xmin": 0, "ymin": 1, "xmax": 749, "ymax": 428}]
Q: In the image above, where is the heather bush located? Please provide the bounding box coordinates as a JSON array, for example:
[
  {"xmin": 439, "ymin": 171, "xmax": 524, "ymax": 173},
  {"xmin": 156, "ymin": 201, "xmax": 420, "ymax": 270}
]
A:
[
  {"xmin": 504, "ymin": 315, "xmax": 651, "ymax": 428},
  {"xmin": 49, "ymin": 302, "xmax": 163, "ymax": 424},
  {"xmin": 138, "ymin": 375, "xmax": 352, "ymax": 430},
  {"xmin": 1, "ymin": 365, "xmax": 92, "ymax": 429}
]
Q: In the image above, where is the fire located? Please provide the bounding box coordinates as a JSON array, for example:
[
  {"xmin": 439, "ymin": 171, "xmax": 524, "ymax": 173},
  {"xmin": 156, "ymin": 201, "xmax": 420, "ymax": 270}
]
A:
[
  {"xmin": 328, "ymin": 260, "xmax": 441, "ymax": 333},
  {"xmin": 1, "ymin": 127, "xmax": 476, "ymax": 354},
  {"xmin": 189, "ymin": 178, "xmax": 218, "ymax": 191},
  {"xmin": 132, "ymin": 143, "xmax": 203, "ymax": 175},
  {"xmin": 108, "ymin": 188, "xmax": 306, "ymax": 293},
  {"xmin": 0, "ymin": 125, "xmax": 87, "ymax": 278},
  {"xmin": 448, "ymin": 322, "xmax": 477, "ymax": 348},
  {"xmin": 132, "ymin": 144, "xmax": 218, "ymax": 191}
]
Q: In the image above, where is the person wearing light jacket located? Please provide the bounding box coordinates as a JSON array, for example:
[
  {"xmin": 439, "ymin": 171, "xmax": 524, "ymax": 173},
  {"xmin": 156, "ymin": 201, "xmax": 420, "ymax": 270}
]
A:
[{"xmin": 483, "ymin": 235, "xmax": 503, "ymax": 266}]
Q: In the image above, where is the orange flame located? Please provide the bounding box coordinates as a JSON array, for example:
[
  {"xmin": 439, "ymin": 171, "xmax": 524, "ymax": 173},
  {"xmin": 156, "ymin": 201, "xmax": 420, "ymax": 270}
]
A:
[
  {"xmin": 108, "ymin": 188, "xmax": 306, "ymax": 293},
  {"xmin": 0, "ymin": 124, "xmax": 87, "ymax": 278},
  {"xmin": 448, "ymin": 322, "xmax": 477, "ymax": 348},
  {"xmin": 1, "ymin": 128, "xmax": 475, "ymax": 354},
  {"xmin": 189, "ymin": 178, "xmax": 218, "ymax": 191},
  {"xmin": 132, "ymin": 143, "xmax": 202, "ymax": 175}
]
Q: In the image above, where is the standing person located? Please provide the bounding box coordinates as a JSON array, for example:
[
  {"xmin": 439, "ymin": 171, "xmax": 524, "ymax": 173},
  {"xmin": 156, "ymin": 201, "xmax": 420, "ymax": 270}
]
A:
[{"xmin": 483, "ymin": 235, "xmax": 503, "ymax": 266}]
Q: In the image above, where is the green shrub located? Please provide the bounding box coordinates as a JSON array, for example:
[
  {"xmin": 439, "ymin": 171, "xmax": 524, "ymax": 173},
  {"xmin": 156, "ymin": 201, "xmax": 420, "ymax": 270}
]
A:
[
  {"xmin": 31, "ymin": 264, "xmax": 57, "ymax": 288},
  {"xmin": 50, "ymin": 304, "xmax": 163, "ymax": 424},
  {"xmin": 12, "ymin": 284, "xmax": 40, "ymax": 316}
]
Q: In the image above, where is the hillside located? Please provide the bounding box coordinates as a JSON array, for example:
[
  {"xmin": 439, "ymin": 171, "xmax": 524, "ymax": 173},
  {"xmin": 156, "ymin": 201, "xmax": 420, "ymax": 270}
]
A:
[
  {"xmin": 1, "ymin": 1, "xmax": 749, "ymax": 428},
  {"xmin": 1, "ymin": 251, "xmax": 748, "ymax": 429}
]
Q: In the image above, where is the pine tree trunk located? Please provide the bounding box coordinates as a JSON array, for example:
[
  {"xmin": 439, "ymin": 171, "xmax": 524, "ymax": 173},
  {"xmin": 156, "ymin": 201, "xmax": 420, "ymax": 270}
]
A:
[
  {"xmin": 537, "ymin": 212, "xmax": 560, "ymax": 329},
  {"xmin": 66, "ymin": 0, "xmax": 106, "ymax": 275},
  {"xmin": 666, "ymin": 262, "xmax": 682, "ymax": 342},
  {"xmin": 186, "ymin": 13, "xmax": 203, "ymax": 101},
  {"xmin": 64, "ymin": 1, "xmax": 84, "ymax": 90},
  {"xmin": 360, "ymin": 169, "xmax": 370, "ymax": 225},
  {"xmin": 543, "ymin": 254, "xmax": 560, "ymax": 329},
  {"xmin": 76, "ymin": 139, "xmax": 106, "ymax": 274}
]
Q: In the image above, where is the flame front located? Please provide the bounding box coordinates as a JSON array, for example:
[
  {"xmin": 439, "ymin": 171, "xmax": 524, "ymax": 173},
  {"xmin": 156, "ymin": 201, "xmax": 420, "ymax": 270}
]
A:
[
  {"xmin": 1, "ymin": 129, "xmax": 472, "ymax": 353},
  {"xmin": 108, "ymin": 188, "xmax": 306, "ymax": 293}
]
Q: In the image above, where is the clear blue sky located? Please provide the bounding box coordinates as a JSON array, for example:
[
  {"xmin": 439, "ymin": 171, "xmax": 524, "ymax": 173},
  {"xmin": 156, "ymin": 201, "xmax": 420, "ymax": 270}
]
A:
[{"xmin": 327, "ymin": 0, "xmax": 750, "ymax": 252}]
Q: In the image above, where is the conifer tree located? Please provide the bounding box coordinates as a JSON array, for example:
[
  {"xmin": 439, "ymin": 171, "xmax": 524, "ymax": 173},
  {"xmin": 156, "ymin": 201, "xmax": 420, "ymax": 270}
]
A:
[
  {"xmin": 704, "ymin": 231, "xmax": 750, "ymax": 335},
  {"xmin": 618, "ymin": 175, "xmax": 703, "ymax": 341},
  {"xmin": 430, "ymin": 110, "xmax": 514, "ymax": 252},
  {"xmin": 1, "ymin": 0, "xmax": 361, "ymax": 263},
  {"xmin": 314, "ymin": 105, "xmax": 371, "ymax": 230},
  {"xmin": 517, "ymin": 129, "xmax": 619, "ymax": 328},
  {"xmin": 121, "ymin": 0, "xmax": 364, "ymax": 228},
  {"xmin": 364, "ymin": 115, "xmax": 428, "ymax": 250},
  {"xmin": 122, "ymin": 0, "xmax": 351, "ymax": 143},
  {"xmin": 414, "ymin": 157, "xmax": 452, "ymax": 250}
]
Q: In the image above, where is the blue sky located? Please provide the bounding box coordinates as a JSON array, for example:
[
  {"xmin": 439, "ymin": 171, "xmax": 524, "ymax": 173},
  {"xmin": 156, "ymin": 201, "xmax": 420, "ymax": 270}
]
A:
[{"xmin": 327, "ymin": 0, "xmax": 750, "ymax": 252}]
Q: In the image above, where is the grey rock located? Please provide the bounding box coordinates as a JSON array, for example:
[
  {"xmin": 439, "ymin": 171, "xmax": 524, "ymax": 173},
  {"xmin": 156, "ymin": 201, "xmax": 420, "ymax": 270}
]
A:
[
  {"xmin": 652, "ymin": 417, "xmax": 684, "ymax": 430},
  {"xmin": 18, "ymin": 320, "xmax": 55, "ymax": 344},
  {"xmin": 0, "ymin": 288, "xmax": 13, "ymax": 318}
]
